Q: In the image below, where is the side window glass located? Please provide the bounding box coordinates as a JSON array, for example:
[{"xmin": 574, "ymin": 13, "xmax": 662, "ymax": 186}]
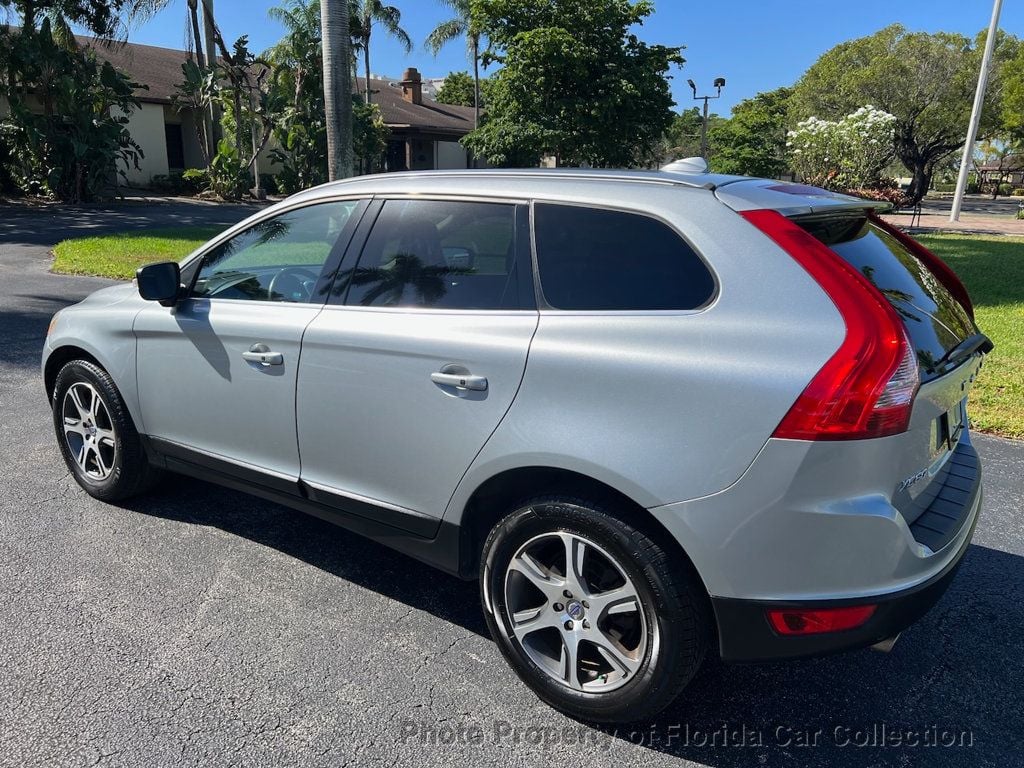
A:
[
  {"xmin": 533, "ymin": 204, "xmax": 715, "ymax": 311},
  {"xmin": 344, "ymin": 200, "xmax": 524, "ymax": 309},
  {"xmin": 192, "ymin": 201, "xmax": 359, "ymax": 302}
]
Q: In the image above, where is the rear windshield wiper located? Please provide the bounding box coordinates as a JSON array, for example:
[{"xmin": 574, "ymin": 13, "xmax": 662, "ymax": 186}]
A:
[{"xmin": 935, "ymin": 333, "xmax": 994, "ymax": 370}]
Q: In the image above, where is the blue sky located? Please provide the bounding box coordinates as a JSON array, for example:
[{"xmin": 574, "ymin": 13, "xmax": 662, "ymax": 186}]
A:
[{"xmin": 120, "ymin": 0, "xmax": 1022, "ymax": 116}]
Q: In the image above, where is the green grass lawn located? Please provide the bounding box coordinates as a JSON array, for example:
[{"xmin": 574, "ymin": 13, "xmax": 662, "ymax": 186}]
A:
[
  {"xmin": 50, "ymin": 228, "xmax": 1024, "ymax": 438},
  {"xmin": 51, "ymin": 227, "xmax": 220, "ymax": 280},
  {"xmin": 918, "ymin": 234, "xmax": 1024, "ymax": 439}
]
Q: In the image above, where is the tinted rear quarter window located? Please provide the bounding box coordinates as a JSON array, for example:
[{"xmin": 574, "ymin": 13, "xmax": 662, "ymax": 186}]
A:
[{"xmin": 533, "ymin": 204, "xmax": 714, "ymax": 310}]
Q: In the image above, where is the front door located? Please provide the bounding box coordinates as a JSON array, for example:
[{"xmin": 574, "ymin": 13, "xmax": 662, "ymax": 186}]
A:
[
  {"xmin": 134, "ymin": 199, "xmax": 364, "ymax": 482},
  {"xmin": 296, "ymin": 198, "xmax": 537, "ymax": 531}
]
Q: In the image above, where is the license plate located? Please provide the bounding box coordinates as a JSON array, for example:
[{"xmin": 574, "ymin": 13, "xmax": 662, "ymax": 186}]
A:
[{"xmin": 940, "ymin": 400, "xmax": 965, "ymax": 451}]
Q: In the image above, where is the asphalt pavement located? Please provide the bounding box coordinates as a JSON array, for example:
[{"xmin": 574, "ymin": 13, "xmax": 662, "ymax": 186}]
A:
[{"xmin": 1, "ymin": 200, "xmax": 1023, "ymax": 767}]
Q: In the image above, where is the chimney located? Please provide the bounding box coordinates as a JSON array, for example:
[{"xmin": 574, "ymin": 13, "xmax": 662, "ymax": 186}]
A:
[{"xmin": 400, "ymin": 67, "xmax": 423, "ymax": 105}]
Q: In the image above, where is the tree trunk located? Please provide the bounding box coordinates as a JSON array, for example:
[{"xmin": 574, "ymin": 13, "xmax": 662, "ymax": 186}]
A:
[
  {"xmin": 321, "ymin": 0, "xmax": 353, "ymax": 181},
  {"xmin": 187, "ymin": 0, "xmax": 215, "ymax": 160},
  {"xmin": 472, "ymin": 34, "xmax": 480, "ymax": 129},
  {"xmin": 906, "ymin": 162, "xmax": 933, "ymax": 205},
  {"xmin": 200, "ymin": 0, "xmax": 223, "ymax": 149},
  {"xmin": 363, "ymin": 30, "xmax": 372, "ymax": 105}
]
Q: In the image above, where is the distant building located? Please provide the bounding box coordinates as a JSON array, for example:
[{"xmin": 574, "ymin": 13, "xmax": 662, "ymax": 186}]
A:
[{"xmin": 71, "ymin": 37, "xmax": 476, "ymax": 186}]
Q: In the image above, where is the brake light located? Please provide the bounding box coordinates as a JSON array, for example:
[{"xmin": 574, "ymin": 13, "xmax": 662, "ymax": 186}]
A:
[
  {"xmin": 742, "ymin": 209, "xmax": 919, "ymax": 440},
  {"xmin": 869, "ymin": 213, "xmax": 974, "ymax": 320},
  {"xmin": 766, "ymin": 605, "xmax": 877, "ymax": 635}
]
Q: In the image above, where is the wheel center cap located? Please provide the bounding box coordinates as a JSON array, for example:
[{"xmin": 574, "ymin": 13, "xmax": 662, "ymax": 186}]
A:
[
  {"xmin": 85, "ymin": 425, "xmax": 97, "ymax": 438},
  {"xmin": 565, "ymin": 600, "xmax": 585, "ymax": 621}
]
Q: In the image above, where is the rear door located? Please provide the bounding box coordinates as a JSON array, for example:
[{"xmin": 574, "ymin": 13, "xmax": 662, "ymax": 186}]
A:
[{"xmin": 295, "ymin": 198, "xmax": 537, "ymax": 533}]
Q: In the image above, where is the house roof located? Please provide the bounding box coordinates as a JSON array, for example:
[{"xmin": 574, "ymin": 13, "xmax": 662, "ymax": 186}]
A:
[{"xmin": 74, "ymin": 35, "xmax": 476, "ymax": 136}]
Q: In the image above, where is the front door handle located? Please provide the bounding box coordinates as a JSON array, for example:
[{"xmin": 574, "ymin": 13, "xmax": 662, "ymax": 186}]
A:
[
  {"xmin": 242, "ymin": 343, "xmax": 283, "ymax": 366},
  {"xmin": 431, "ymin": 370, "xmax": 488, "ymax": 391}
]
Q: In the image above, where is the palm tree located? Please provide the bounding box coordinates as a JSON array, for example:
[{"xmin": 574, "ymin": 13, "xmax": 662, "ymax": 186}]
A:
[
  {"xmin": 321, "ymin": 0, "xmax": 353, "ymax": 179},
  {"xmin": 350, "ymin": 0, "xmax": 412, "ymax": 105},
  {"xmin": 425, "ymin": 0, "xmax": 481, "ymax": 127}
]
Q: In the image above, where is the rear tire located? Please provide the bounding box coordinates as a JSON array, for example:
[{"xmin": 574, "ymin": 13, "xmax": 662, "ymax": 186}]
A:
[
  {"xmin": 52, "ymin": 359, "xmax": 162, "ymax": 502},
  {"xmin": 481, "ymin": 496, "xmax": 710, "ymax": 723}
]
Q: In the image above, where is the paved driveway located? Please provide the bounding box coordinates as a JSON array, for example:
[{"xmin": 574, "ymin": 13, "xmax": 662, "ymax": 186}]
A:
[{"xmin": 1, "ymin": 202, "xmax": 1023, "ymax": 767}]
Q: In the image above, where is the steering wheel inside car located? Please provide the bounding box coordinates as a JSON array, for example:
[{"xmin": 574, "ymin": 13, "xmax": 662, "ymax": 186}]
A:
[{"xmin": 267, "ymin": 266, "xmax": 320, "ymax": 302}]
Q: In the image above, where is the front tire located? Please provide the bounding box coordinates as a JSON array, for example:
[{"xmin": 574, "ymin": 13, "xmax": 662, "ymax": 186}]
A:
[
  {"xmin": 52, "ymin": 359, "xmax": 161, "ymax": 501},
  {"xmin": 481, "ymin": 496, "xmax": 710, "ymax": 723}
]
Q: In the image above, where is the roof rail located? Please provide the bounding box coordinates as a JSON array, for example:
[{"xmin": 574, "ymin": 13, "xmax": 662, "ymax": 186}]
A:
[{"xmin": 368, "ymin": 168, "xmax": 714, "ymax": 190}]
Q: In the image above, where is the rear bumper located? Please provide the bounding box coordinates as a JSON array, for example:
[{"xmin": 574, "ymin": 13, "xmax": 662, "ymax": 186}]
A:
[{"xmin": 712, "ymin": 486, "xmax": 979, "ymax": 662}]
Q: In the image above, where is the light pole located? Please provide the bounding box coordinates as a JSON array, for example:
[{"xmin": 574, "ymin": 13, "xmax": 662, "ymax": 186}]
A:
[
  {"xmin": 950, "ymin": 0, "xmax": 1004, "ymax": 222},
  {"xmin": 688, "ymin": 77, "xmax": 726, "ymax": 159}
]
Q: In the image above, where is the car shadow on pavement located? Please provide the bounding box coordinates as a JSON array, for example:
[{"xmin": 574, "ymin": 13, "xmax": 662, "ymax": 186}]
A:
[
  {"xmin": 122, "ymin": 475, "xmax": 490, "ymax": 638},
  {"xmin": 122, "ymin": 478, "xmax": 1022, "ymax": 767}
]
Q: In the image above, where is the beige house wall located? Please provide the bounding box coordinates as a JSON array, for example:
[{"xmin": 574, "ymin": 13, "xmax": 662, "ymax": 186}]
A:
[{"xmin": 113, "ymin": 102, "xmax": 169, "ymax": 186}]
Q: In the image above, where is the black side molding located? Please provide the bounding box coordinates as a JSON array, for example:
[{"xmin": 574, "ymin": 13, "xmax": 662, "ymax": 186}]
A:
[{"xmin": 141, "ymin": 436, "xmax": 466, "ymax": 575}]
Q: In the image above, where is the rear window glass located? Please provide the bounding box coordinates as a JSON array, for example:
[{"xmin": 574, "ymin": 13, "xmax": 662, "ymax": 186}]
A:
[
  {"xmin": 533, "ymin": 204, "xmax": 715, "ymax": 311},
  {"xmin": 805, "ymin": 217, "xmax": 976, "ymax": 379}
]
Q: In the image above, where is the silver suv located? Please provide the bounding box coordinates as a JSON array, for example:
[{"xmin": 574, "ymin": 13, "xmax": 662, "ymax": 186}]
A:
[{"xmin": 43, "ymin": 169, "xmax": 988, "ymax": 722}]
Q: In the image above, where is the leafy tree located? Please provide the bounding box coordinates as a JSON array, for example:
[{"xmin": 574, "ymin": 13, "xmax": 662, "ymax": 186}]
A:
[
  {"xmin": 708, "ymin": 87, "xmax": 792, "ymax": 178},
  {"xmin": 663, "ymin": 106, "xmax": 723, "ymax": 162},
  {"xmin": 350, "ymin": 0, "xmax": 411, "ymax": 105},
  {"xmin": 426, "ymin": 0, "xmax": 484, "ymax": 127},
  {"xmin": 465, "ymin": 0, "xmax": 683, "ymax": 168},
  {"xmin": 790, "ymin": 24, "xmax": 1019, "ymax": 203},
  {"xmin": 434, "ymin": 69, "xmax": 492, "ymax": 108}
]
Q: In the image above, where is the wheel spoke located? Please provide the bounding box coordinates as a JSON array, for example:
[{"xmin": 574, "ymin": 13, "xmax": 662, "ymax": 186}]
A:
[
  {"xmin": 63, "ymin": 417, "xmax": 85, "ymax": 437},
  {"xmin": 96, "ymin": 427, "xmax": 116, "ymax": 447},
  {"xmin": 591, "ymin": 636, "xmax": 642, "ymax": 677},
  {"xmin": 558, "ymin": 532, "xmax": 589, "ymax": 597},
  {"xmin": 75, "ymin": 441, "xmax": 88, "ymax": 467},
  {"xmin": 559, "ymin": 632, "xmax": 582, "ymax": 690},
  {"xmin": 92, "ymin": 445, "xmax": 110, "ymax": 476},
  {"xmin": 588, "ymin": 585, "xmax": 641, "ymax": 621},
  {"xmin": 510, "ymin": 605, "xmax": 553, "ymax": 640},
  {"xmin": 67, "ymin": 385, "xmax": 91, "ymax": 421},
  {"xmin": 509, "ymin": 550, "xmax": 563, "ymax": 596}
]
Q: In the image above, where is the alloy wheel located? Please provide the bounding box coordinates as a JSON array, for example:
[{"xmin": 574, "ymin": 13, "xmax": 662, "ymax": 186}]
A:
[
  {"xmin": 62, "ymin": 381, "xmax": 117, "ymax": 481},
  {"xmin": 502, "ymin": 530, "xmax": 651, "ymax": 693}
]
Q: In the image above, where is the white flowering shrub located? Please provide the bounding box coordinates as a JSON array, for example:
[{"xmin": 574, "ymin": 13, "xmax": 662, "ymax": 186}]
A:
[{"xmin": 787, "ymin": 106, "xmax": 897, "ymax": 190}]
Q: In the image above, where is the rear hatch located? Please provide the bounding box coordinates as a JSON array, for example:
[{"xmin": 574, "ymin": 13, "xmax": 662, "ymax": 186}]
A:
[{"xmin": 718, "ymin": 179, "xmax": 989, "ymax": 546}]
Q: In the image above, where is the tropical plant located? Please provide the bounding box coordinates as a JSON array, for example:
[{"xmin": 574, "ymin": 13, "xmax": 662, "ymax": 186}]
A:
[
  {"xmin": 350, "ymin": 0, "xmax": 411, "ymax": 104},
  {"xmin": 0, "ymin": 20, "xmax": 142, "ymax": 201},
  {"xmin": 426, "ymin": 0, "xmax": 482, "ymax": 126}
]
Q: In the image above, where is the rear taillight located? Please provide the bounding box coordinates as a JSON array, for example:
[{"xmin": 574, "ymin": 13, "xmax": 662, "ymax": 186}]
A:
[
  {"xmin": 742, "ymin": 209, "xmax": 919, "ymax": 441},
  {"xmin": 766, "ymin": 605, "xmax": 877, "ymax": 635},
  {"xmin": 869, "ymin": 213, "xmax": 974, "ymax": 320}
]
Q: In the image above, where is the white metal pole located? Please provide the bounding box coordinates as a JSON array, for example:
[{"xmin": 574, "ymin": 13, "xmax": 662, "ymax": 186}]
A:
[{"xmin": 950, "ymin": 0, "xmax": 1004, "ymax": 222}]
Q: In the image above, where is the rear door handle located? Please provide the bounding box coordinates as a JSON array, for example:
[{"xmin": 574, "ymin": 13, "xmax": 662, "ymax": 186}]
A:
[
  {"xmin": 242, "ymin": 343, "xmax": 283, "ymax": 366},
  {"xmin": 431, "ymin": 371, "xmax": 488, "ymax": 391}
]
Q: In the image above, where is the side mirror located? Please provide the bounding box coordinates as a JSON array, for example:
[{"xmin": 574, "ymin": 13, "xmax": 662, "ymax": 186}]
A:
[{"xmin": 136, "ymin": 261, "xmax": 181, "ymax": 306}]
